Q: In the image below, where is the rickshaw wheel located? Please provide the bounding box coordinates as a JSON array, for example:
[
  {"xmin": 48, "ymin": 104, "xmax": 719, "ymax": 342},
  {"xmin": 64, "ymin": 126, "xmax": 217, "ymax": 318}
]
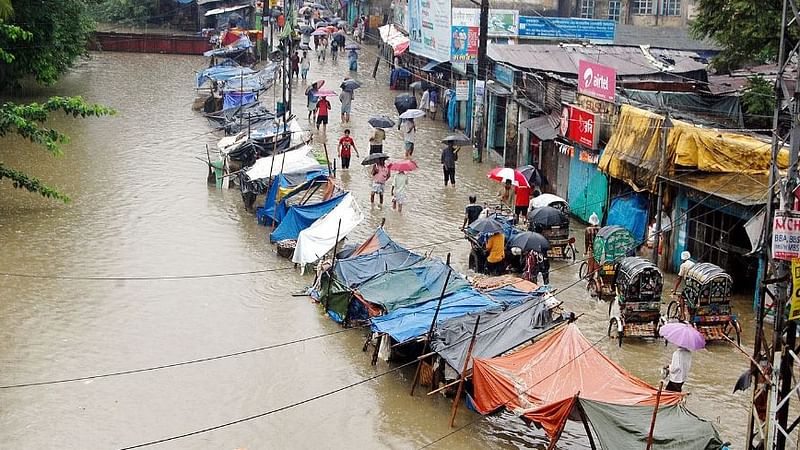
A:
[
  {"xmin": 608, "ymin": 318, "xmax": 623, "ymax": 347},
  {"xmin": 587, "ymin": 279, "xmax": 598, "ymax": 298},
  {"xmin": 666, "ymin": 300, "xmax": 680, "ymax": 321},
  {"xmin": 578, "ymin": 262, "xmax": 589, "ymax": 279},
  {"xmin": 564, "ymin": 245, "xmax": 576, "ymax": 262},
  {"xmin": 725, "ymin": 320, "xmax": 742, "ymax": 346}
]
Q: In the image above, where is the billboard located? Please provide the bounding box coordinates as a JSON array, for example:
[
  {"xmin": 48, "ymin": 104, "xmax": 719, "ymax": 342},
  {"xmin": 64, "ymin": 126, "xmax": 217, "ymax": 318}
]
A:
[
  {"xmin": 559, "ymin": 104, "xmax": 598, "ymax": 149},
  {"xmin": 518, "ymin": 17, "xmax": 615, "ymax": 44},
  {"xmin": 451, "ymin": 8, "xmax": 518, "ymax": 37},
  {"xmin": 450, "ymin": 25, "xmax": 478, "ymax": 63},
  {"xmin": 392, "ymin": 0, "xmax": 408, "ymax": 31},
  {"xmin": 408, "ymin": 0, "xmax": 451, "ymax": 62},
  {"xmin": 578, "ymin": 60, "xmax": 616, "ymax": 103}
]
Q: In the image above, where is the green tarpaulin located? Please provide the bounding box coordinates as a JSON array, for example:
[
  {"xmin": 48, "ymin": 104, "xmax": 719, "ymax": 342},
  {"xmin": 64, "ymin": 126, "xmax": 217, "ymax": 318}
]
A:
[{"xmin": 580, "ymin": 398, "xmax": 724, "ymax": 450}]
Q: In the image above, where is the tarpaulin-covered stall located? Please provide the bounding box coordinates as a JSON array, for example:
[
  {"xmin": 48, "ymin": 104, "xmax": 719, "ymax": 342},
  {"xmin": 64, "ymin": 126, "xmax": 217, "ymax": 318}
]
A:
[
  {"xmin": 245, "ymin": 145, "xmax": 323, "ymax": 182},
  {"xmin": 292, "ymin": 193, "xmax": 364, "ymax": 266},
  {"xmin": 270, "ymin": 192, "xmax": 347, "ymax": 243},
  {"xmin": 472, "ymin": 324, "xmax": 685, "ymax": 440}
]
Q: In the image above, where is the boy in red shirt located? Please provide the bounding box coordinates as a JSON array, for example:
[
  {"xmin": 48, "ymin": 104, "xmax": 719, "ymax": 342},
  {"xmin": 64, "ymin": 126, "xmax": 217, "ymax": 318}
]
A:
[
  {"xmin": 338, "ymin": 129, "xmax": 359, "ymax": 169},
  {"xmin": 315, "ymin": 96, "xmax": 331, "ymax": 133}
]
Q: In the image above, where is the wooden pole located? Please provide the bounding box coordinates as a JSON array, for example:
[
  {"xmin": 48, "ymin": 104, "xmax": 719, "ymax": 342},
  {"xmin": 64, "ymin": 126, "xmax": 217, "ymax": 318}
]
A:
[
  {"xmin": 271, "ymin": 151, "xmax": 288, "ymax": 230},
  {"xmin": 331, "ymin": 218, "xmax": 343, "ymax": 268},
  {"xmin": 323, "ymin": 142, "xmax": 332, "ymax": 173},
  {"xmin": 449, "ymin": 316, "xmax": 481, "ymax": 427},
  {"xmin": 411, "ymin": 253, "xmax": 452, "ymax": 396},
  {"xmin": 646, "ymin": 381, "xmax": 665, "ymax": 450},
  {"xmin": 371, "ymin": 333, "xmax": 382, "ymax": 366}
]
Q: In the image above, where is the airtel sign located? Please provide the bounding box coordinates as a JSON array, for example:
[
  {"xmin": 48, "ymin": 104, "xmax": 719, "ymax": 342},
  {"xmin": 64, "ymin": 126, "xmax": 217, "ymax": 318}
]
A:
[
  {"xmin": 578, "ymin": 60, "xmax": 616, "ymax": 103},
  {"xmin": 559, "ymin": 104, "xmax": 599, "ymax": 149}
]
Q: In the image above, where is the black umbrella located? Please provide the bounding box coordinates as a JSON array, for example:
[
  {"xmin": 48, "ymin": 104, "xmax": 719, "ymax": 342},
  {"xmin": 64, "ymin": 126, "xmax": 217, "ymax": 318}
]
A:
[
  {"xmin": 345, "ymin": 43, "xmax": 361, "ymax": 50},
  {"xmin": 509, "ymin": 231, "xmax": 551, "ymax": 253},
  {"xmin": 442, "ymin": 133, "xmax": 471, "ymax": 147},
  {"xmin": 527, "ymin": 206, "xmax": 567, "ymax": 229},
  {"xmin": 368, "ymin": 115, "xmax": 395, "ymax": 128},
  {"xmin": 518, "ymin": 164, "xmax": 543, "ymax": 187},
  {"xmin": 361, "ymin": 153, "xmax": 389, "ymax": 165},
  {"xmin": 315, "ymin": 21, "xmax": 329, "ymax": 28},
  {"xmin": 340, "ymin": 79, "xmax": 361, "ymax": 91},
  {"xmin": 468, "ymin": 217, "xmax": 504, "ymax": 235},
  {"xmin": 394, "ymin": 92, "xmax": 418, "ymax": 115},
  {"xmin": 733, "ymin": 368, "xmax": 753, "ymax": 393},
  {"xmin": 300, "ymin": 25, "xmax": 314, "ymax": 34}
]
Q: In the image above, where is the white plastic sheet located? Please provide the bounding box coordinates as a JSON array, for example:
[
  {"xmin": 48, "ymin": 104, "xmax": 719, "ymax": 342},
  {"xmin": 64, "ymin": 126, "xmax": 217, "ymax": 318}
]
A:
[
  {"xmin": 292, "ymin": 193, "xmax": 364, "ymax": 265},
  {"xmin": 245, "ymin": 145, "xmax": 319, "ymax": 181}
]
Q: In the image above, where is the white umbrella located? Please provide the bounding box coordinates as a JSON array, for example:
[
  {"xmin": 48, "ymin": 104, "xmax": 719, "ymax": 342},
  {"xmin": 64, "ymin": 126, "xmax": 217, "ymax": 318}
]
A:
[
  {"xmin": 530, "ymin": 193, "xmax": 567, "ymax": 209},
  {"xmin": 399, "ymin": 109, "xmax": 426, "ymax": 119}
]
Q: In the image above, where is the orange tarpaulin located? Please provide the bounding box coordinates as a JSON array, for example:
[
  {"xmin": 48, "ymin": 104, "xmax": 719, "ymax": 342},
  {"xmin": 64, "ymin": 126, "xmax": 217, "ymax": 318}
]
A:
[{"xmin": 472, "ymin": 324, "xmax": 683, "ymax": 440}]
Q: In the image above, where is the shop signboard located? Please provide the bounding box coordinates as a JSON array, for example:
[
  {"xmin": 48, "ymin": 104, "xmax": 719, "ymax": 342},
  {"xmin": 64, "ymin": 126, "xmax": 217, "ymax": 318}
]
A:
[
  {"xmin": 451, "ymin": 8, "xmax": 518, "ymax": 37},
  {"xmin": 392, "ymin": 0, "xmax": 408, "ymax": 31},
  {"xmin": 408, "ymin": 0, "xmax": 451, "ymax": 62},
  {"xmin": 455, "ymin": 80, "xmax": 469, "ymax": 101},
  {"xmin": 559, "ymin": 104, "xmax": 598, "ymax": 149},
  {"xmin": 791, "ymin": 259, "xmax": 800, "ymax": 321},
  {"xmin": 518, "ymin": 17, "xmax": 615, "ymax": 44},
  {"xmin": 494, "ymin": 64, "xmax": 515, "ymax": 87},
  {"xmin": 773, "ymin": 210, "xmax": 800, "ymax": 261},
  {"xmin": 578, "ymin": 60, "xmax": 616, "ymax": 103},
  {"xmin": 450, "ymin": 25, "xmax": 479, "ymax": 63}
]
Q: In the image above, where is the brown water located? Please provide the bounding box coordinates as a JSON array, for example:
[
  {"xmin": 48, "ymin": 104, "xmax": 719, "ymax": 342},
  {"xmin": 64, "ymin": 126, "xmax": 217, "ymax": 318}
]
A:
[{"xmin": 0, "ymin": 50, "xmax": 751, "ymax": 449}]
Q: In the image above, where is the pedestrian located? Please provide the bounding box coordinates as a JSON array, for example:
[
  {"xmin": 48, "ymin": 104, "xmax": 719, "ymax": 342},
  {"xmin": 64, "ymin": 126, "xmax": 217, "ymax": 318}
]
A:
[
  {"xmin": 330, "ymin": 37, "xmax": 339, "ymax": 60},
  {"xmin": 348, "ymin": 49, "xmax": 358, "ymax": 71},
  {"xmin": 370, "ymin": 159, "xmax": 390, "ymax": 207},
  {"xmin": 585, "ymin": 212, "xmax": 601, "ymax": 275},
  {"xmin": 313, "ymin": 34, "xmax": 320, "ymax": 50},
  {"xmin": 428, "ymin": 88, "xmax": 439, "ymax": 119},
  {"xmin": 498, "ymin": 179, "xmax": 516, "ymax": 211},
  {"xmin": 340, "ymin": 84, "xmax": 353, "ymax": 123},
  {"xmin": 318, "ymin": 36, "xmax": 328, "ymax": 61},
  {"xmin": 664, "ymin": 346, "xmax": 693, "ymax": 392},
  {"xmin": 441, "ymin": 142, "xmax": 458, "ymax": 186},
  {"xmin": 335, "ymin": 30, "xmax": 345, "ymax": 52},
  {"xmin": 462, "ymin": 195, "xmax": 483, "ymax": 229},
  {"xmin": 290, "ymin": 51, "xmax": 300, "ymax": 80},
  {"xmin": 420, "ymin": 89, "xmax": 430, "ymax": 115},
  {"xmin": 401, "ymin": 118, "xmax": 416, "ymax": 157},
  {"xmin": 514, "ymin": 183, "xmax": 530, "ymax": 223},
  {"xmin": 301, "ymin": 31, "xmax": 311, "ymax": 49},
  {"xmin": 485, "ymin": 231, "xmax": 505, "ymax": 275},
  {"xmin": 369, "ymin": 126, "xmax": 386, "ymax": 154},
  {"xmin": 300, "ymin": 51, "xmax": 311, "ymax": 81},
  {"xmin": 391, "ymin": 170, "xmax": 408, "ymax": 212},
  {"xmin": 523, "ymin": 250, "xmax": 550, "ymax": 285},
  {"xmin": 315, "ymin": 95, "xmax": 331, "ymax": 133},
  {"xmin": 672, "ymin": 251, "xmax": 696, "ymax": 294},
  {"xmin": 305, "ymin": 83, "xmax": 318, "ymax": 121},
  {"xmin": 337, "ymin": 129, "xmax": 359, "ymax": 169}
]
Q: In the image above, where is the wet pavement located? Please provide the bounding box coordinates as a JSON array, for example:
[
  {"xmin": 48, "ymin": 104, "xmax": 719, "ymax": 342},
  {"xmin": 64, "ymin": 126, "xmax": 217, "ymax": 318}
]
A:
[{"xmin": 0, "ymin": 47, "xmax": 753, "ymax": 449}]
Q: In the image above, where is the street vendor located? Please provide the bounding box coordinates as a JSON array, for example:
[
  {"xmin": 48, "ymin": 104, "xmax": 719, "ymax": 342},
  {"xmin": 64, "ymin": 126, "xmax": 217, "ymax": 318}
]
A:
[{"xmin": 485, "ymin": 231, "xmax": 506, "ymax": 275}]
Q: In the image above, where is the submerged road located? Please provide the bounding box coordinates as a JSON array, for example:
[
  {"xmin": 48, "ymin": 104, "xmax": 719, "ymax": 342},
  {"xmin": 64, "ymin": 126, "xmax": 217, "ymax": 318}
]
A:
[{"xmin": 0, "ymin": 48, "xmax": 752, "ymax": 448}]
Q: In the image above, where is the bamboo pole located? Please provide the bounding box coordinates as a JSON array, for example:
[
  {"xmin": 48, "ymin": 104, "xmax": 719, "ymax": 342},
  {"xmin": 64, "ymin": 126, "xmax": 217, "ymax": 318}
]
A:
[
  {"xmin": 575, "ymin": 398, "xmax": 597, "ymax": 450},
  {"xmin": 411, "ymin": 253, "xmax": 452, "ymax": 396},
  {"xmin": 271, "ymin": 151, "xmax": 288, "ymax": 230},
  {"xmin": 449, "ymin": 316, "xmax": 481, "ymax": 427},
  {"xmin": 646, "ymin": 381, "xmax": 665, "ymax": 450}
]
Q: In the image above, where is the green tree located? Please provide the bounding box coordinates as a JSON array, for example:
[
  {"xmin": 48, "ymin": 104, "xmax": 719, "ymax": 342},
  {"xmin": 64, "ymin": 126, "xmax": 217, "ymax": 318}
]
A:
[
  {"xmin": 1, "ymin": 4, "xmax": 115, "ymax": 203},
  {"xmin": 87, "ymin": 0, "xmax": 160, "ymax": 26},
  {"xmin": 741, "ymin": 75, "xmax": 777, "ymax": 129},
  {"xmin": 691, "ymin": 0, "xmax": 796, "ymax": 72}
]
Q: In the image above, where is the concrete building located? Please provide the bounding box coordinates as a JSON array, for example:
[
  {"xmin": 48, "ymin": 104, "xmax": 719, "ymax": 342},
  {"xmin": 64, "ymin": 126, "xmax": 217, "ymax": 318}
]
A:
[{"xmin": 559, "ymin": 0, "xmax": 699, "ymax": 27}]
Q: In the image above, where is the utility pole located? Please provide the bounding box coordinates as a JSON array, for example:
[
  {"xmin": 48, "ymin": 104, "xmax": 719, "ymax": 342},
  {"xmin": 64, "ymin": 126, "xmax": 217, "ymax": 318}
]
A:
[
  {"xmin": 747, "ymin": 0, "xmax": 800, "ymax": 448},
  {"xmin": 652, "ymin": 111, "xmax": 670, "ymax": 266},
  {"xmin": 474, "ymin": 0, "xmax": 489, "ymax": 163}
]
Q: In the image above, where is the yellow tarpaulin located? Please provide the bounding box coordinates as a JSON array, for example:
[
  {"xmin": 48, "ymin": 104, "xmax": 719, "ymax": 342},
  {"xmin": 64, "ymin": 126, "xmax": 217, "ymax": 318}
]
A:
[{"xmin": 598, "ymin": 105, "xmax": 787, "ymax": 192}]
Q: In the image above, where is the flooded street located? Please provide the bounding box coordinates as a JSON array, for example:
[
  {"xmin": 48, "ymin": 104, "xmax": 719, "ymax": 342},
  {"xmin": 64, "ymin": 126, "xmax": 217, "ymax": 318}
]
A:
[{"xmin": 0, "ymin": 50, "xmax": 752, "ymax": 448}]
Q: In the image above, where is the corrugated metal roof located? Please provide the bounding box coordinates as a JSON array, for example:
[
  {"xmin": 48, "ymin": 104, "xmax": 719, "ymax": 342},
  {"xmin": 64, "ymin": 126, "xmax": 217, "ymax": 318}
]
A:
[
  {"xmin": 519, "ymin": 114, "xmax": 559, "ymax": 140},
  {"xmin": 614, "ymin": 24, "xmax": 721, "ymax": 52},
  {"xmin": 664, "ymin": 172, "xmax": 770, "ymax": 206},
  {"xmin": 488, "ymin": 43, "xmax": 706, "ymax": 77}
]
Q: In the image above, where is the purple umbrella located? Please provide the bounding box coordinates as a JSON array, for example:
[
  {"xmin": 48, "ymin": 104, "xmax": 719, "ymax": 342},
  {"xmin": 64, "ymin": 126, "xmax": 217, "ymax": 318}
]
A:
[{"xmin": 660, "ymin": 322, "xmax": 706, "ymax": 350}]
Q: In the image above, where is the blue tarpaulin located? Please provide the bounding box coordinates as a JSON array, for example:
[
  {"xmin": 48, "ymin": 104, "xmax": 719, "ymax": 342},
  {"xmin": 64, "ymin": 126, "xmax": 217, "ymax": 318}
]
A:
[
  {"xmin": 606, "ymin": 193, "xmax": 648, "ymax": 240},
  {"xmin": 256, "ymin": 171, "xmax": 329, "ymax": 226},
  {"xmin": 334, "ymin": 229, "xmax": 425, "ymax": 287},
  {"xmin": 223, "ymin": 91, "xmax": 257, "ymax": 110},
  {"xmin": 196, "ymin": 65, "xmax": 253, "ymax": 88},
  {"xmin": 371, "ymin": 287, "xmax": 498, "ymax": 343},
  {"xmin": 270, "ymin": 193, "xmax": 346, "ymax": 243}
]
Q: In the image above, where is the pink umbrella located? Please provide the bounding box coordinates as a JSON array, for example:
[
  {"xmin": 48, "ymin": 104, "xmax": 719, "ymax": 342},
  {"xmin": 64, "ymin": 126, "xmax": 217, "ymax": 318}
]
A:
[
  {"xmin": 388, "ymin": 159, "xmax": 418, "ymax": 172},
  {"xmin": 487, "ymin": 167, "xmax": 530, "ymax": 187},
  {"xmin": 315, "ymin": 89, "xmax": 338, "ymax": 97},
  {"xmin": 660, "ymin": 322, "xmax": 706, "ymax": 350}
]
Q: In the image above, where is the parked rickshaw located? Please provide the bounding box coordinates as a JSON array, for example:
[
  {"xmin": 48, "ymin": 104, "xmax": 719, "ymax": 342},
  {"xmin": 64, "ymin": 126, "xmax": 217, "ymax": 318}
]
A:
[
  {"xmin": 607, "ymin": 257, "xmax": 663, "ymax": 346},
  {"xmin": 667, "ymin": 262, "xmax": 741, "ymax": 345},
  {"xmin": 465, "ymin": 207, "xmax": 516, "ymax": 274},
  {"xmin": 586, "ymin": 226, "xmax": 636, "ymax": 301},
  {"xmin": 527, "ymin": 206, "xmax": 577, "ymax": 261}
]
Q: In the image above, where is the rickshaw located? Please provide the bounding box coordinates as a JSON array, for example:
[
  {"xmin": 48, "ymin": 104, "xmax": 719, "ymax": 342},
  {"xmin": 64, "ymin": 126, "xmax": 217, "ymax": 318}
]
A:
[
  {"xmin": 586, "ymin": 226, "xmax": 636, "ymax": 301},
  {"xmin": 667, "ymin": 262, "xmax": 741, "ymax": 345},
  {"xmin": 607, "ymin": 257, "xmax": 664, "ymax": 346},
  {"xmin": 527, "ymin": 206, "xmax": 577, "ymax": 261},
  {"xmin": 465, "ymin": 205, "xmax": 517, "ymax": 274}
]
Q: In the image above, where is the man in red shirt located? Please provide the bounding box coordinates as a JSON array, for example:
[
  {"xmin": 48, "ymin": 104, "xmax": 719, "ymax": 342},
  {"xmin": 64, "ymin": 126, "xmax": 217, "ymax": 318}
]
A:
[
  {"xmin": 316, "ymin": 96, "xmax": 331, "ymax": 133},
  {"xmin": 514, "ymin": 184, "xmax": 531, "ymax": 223},
  {"xmin": 337, "ymin": 129, "xmax": 359, "ymax": 169}
]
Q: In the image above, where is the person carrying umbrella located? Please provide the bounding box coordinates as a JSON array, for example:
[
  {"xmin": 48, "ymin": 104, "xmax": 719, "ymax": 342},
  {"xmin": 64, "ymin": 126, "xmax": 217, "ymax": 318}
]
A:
[
  {"xmin": 441, "ymin": 141, "xmax": 458, "ymax": 187},
  {"xmin": 401, "ymin": 118, "xmax": 416, "ymax": 157},
  {"xmin": 370, "ymin": 158, "xmax": 391, "ymax": 207},
  {"xmin": 337, "ymin": 129, "xmax": 359, "ymax": 169},
  {"xmin": 369, "ymin": 126, "xmax": 386, "ymax": 154},
  {"xmin": 348, "ymin": 48, "xmax": 358, "ymax": 71},
  {"xmin": 305, "ymin": 82, "xmax": 319, "ymax": 121},
  {"xmin": 391, "ymin": 169, "xmax": 409, "ymax": 212},
  {"xmin": 665, "ymin": 346, "xmax": 693, "ymax": 392},
  {"xmin": 317, "ymin": 35, "xmax": 328, "ymax": 61},
  {"xmin": 339, "ymin": 79, "xmax": 354, "ymax": 123},
  {"xmin": 330, "ymin": 37, "xmax": 339, "ymax": 60}
]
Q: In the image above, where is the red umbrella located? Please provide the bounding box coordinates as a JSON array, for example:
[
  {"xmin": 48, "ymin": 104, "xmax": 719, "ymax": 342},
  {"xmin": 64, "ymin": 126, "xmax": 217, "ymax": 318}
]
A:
[
  {"xmin": 388, "ymin": 159, "xmax": 418, "ymax": 172},
  {"xmin": 325, "ymin": 25, "xmax": 337, "ymax": 33},
  {"xmin": 487, "ymin": 167, "xmax": 530, "ymax": 187}
]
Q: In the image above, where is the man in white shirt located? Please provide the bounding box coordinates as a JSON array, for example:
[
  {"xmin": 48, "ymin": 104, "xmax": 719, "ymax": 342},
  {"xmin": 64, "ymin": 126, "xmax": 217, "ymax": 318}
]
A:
[
  {"xmin": 665, "ymin": 346, "xmax": 692, "ymax": 392},
  {"xmin": 673, "ymin": 251, "xmax": 695, "ymax": 294},
  {"xmin": 401, "ymin": 118, "xmax": 416, "ymax": 157}
]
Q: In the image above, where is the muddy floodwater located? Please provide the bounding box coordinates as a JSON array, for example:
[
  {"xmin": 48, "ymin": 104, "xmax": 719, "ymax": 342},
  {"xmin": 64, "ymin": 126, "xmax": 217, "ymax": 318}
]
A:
[{"xmin": 0, "ymin": 51, "xmax": 752, "ymax": 449}]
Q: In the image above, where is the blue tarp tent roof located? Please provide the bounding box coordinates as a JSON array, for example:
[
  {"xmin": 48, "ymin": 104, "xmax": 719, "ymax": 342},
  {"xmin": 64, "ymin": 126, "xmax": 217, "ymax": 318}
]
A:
[
  {"xmin": 270, "ymin": 193, "xmax": 346, "ymax": 243},
  {"xmin": 606, "ymin": 193, "xmax": 648, "ymax": 241},
  {"xmin": 333, "ymin": 228, "xmax": 425, "ymax": 287},
  {"xmin": 257, "ymin": 171, "xmax": 329, "ymax": 226}
]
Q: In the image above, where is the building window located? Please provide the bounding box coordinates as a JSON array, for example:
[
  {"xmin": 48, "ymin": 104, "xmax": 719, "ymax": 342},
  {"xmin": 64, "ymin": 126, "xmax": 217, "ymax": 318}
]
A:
[
  {"xmin": 632, "ymin": 0, "xmax": 653, "ymax": 14},
  {"xmin": 580, "ymin": 0, "xmax": 595, "ymax": 19},
  {"xmin": 608, "ymin": 0, "xmax": 621, "ymax": 21},
  {"xmin": 662, "ymin": 0, "xmax": 681, "ymax": 16}
]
